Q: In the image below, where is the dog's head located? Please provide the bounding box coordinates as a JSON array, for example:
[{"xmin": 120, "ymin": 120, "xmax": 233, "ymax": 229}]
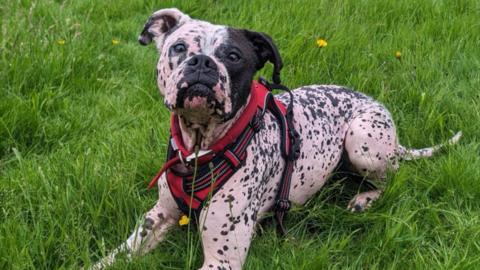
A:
[{"xmin": 139, "ymin": 8, "xmax": 282, "ymax": 126}]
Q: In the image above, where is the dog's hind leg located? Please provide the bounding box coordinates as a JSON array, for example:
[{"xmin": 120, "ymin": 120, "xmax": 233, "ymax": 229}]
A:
[
  {"xmin": 90, "ymin": 175, "xmax": 180, "ymax": 270},
  {"xmin": 343, "ymin": 107, "xmax": 399, "ymax": 212},
  {"xmin": 343, "ymin": 105, "xmax": 462, "ymax": 212}
]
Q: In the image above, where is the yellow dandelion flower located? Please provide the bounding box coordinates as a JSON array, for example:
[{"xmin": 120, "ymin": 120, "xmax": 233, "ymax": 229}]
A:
[
  {"xmin": 57, "ymin": 39, "xmax": 66, "ymax": 45},
  {"xmin": 112, "ymin": 39, "xmax": 120, "ymax": 45},
  {"xmin": 316, "ymin": 38, "xmax": 328, "ymax": 48},
  {"xmin": 395, "ymin": 51, "xmax": 401, "ymax": 59},
  {"xmin": 179, "ymin": 215, "xmax": 190, "ymax": 226}
]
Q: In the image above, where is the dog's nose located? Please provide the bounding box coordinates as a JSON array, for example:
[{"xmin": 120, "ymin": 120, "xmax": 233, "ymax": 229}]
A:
[{"xmin": 187, "ymin": 55, "xmax": 217, "ymax": 71}]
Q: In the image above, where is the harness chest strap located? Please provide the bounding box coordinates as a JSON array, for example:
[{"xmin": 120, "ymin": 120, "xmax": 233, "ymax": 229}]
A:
[{"xmin": 148, "ymin": 79, "xmax": 300, "ymax": 235}]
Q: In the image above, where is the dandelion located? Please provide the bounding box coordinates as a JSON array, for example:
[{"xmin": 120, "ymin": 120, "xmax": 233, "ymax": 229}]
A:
[
  {"xmin": 57, "ymin": 39, "xmax": 66, "ymax": 45},
  {"xmin": 179, "ymin": 215, "xmax": 190, "ymax": 226},
  {"xmin": 316, "ymin": 38, "xmax": 328, "ymax": 48},
  {"xmin": 395, "ymin": 51, "xmax": 401, "ymax": 60},
  {"xmin": 112, "ymin": 39, "xmax": 120, "ymax": 45}
]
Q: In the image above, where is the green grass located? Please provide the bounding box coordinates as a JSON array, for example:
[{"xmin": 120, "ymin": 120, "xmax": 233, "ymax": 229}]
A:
[{"xmin": 1, "ymin": 0, "xmax": 480, "ymax": 269}]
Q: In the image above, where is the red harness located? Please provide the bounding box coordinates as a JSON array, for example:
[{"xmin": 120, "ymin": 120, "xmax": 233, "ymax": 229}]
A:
[{"xmin": 148, "ymin": 79, "xmax": 300, "ymax": 234}]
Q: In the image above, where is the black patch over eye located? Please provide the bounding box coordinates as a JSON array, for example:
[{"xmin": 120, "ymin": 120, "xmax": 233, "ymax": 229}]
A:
[
  {"xmin": 227, "ymin": 52, "xmax": 241, "ymax": 62},
  {"xmin": 172, "ymin": 43, "xmax": 186, "ymax": 53}
]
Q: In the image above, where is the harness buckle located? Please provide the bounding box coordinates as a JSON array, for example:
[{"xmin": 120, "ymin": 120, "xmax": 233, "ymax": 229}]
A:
[
  {"xmin": 288, "ymin": 129, "xmax": 301, "ymax": 160},
  {"xmin": 275, "ymin": 199, "xmax": 291, "ymax": 212},
  {"xmin": 185, "ymin": 149, "xmax": 213, "ymax": 163}
]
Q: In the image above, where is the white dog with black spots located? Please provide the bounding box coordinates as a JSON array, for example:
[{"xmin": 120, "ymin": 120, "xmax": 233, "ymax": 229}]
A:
[{"xmin": 91, "ymin": 8, "xmax": 461, "ymax": 270}]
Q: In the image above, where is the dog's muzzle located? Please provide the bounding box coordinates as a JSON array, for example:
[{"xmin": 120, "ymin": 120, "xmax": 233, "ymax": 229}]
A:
[{"xmin": 176, "ymin": 54, "xmax": 220, "ymax": 109}]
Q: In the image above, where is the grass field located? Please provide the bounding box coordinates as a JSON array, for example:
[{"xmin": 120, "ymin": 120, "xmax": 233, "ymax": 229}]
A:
[{"xmin": 1, "ymin": 0, "xmax": 480, "ymax": 269}]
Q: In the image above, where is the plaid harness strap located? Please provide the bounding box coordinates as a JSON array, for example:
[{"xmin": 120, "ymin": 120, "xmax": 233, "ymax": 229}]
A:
[{"xmin": 148, "ymin": 79, "xmax": 300, "ymax": 235}]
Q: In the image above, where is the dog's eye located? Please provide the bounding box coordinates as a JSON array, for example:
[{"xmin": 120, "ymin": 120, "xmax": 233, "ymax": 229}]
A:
[
  {"xmin": 173, "ymin": 43, "xmax": 186, "ymax": 53},
  {"xmin": 227, "ymin": 52, "xmax": 241, "ymax": 62}
]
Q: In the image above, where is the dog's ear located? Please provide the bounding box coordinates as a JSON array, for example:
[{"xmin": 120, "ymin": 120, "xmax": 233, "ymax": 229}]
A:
[
  {"xmin": 243, "ymin": 30, "xmax": 283, "ymax": 84},
  {"xmin": 138, "ymin": 8, "xmax": 190, "ymax": 48}
]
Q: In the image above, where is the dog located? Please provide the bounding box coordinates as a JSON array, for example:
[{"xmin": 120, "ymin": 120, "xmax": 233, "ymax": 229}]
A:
[{"xmin": 91, "ymin": 8, "xmax": 461, "ymax": 270}]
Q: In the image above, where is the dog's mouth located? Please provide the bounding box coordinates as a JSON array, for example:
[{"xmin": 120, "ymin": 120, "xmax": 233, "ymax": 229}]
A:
[
  {"xmin": 177, "ymin": 83, "xmax": 216, "ymax": 110},
  {"xmin": 173, "ymin": 83, "xmax": 227, "ymax": 126}
]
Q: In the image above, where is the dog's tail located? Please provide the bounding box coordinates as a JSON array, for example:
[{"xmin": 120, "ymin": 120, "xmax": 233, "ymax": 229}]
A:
[{"xmin": 398, "ymin": 131, "xmax": 462, "ymax": 161}]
